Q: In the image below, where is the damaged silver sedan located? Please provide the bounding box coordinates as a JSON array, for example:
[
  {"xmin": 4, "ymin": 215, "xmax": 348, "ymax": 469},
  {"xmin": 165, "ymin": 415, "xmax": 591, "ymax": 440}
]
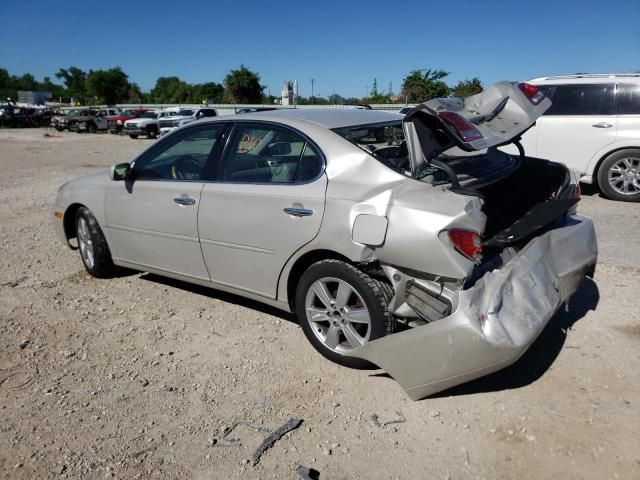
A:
[{"xmin": 52, "ymin": 82, "xmax": 597, "ymax": 400}]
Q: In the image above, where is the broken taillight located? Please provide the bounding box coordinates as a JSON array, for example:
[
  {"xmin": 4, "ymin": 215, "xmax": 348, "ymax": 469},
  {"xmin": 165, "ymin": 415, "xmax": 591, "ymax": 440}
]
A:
[
  {"xmin": 438, "ymin": 111, "xmax": 484, "ymax": 142},
  {"xmin": 518, "ymin": 82, "xmax": 545, "ymax": 105},
  {"xmin": 448, "ymin": 229, "xmax": 483, "ymax": 264}
]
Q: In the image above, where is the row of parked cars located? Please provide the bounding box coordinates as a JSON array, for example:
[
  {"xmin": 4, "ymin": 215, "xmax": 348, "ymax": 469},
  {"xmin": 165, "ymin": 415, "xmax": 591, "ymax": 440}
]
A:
[{"xmin": 51, "ymin": 106, "xmax": 220, "ymax": 138}]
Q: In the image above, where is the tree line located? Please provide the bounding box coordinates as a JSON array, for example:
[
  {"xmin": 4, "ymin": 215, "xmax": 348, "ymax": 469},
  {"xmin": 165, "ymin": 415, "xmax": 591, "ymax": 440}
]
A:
[{"xmin": 1, "ymin": 64, "xmax": 483, "ymax": 106}]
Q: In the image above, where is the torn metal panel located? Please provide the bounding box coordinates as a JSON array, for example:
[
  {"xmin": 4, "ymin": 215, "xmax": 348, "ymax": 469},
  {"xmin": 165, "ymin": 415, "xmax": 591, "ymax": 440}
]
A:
[{"xmin": 346, "ymin": 215, "xmax": 597, "ymax": 400}]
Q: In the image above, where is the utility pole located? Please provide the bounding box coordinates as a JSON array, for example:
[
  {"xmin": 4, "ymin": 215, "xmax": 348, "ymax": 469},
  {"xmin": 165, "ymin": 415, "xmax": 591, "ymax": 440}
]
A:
[{"xmin": 310, "ymin": 78, "xmax": 315, "ymax": 104}]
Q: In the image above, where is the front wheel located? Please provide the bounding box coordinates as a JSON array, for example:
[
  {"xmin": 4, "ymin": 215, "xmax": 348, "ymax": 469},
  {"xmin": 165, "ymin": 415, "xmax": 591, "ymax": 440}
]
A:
[
  {"xmin": 146, "ymin": 127, "xmax": 157, "ymax": 139},
  {"xmin": 75, "ymin": 207, "xmax": 117, "ymax": 278},
  {"xmin": 597, "ymin": 149, "xmax": 640, "ymax": 202},
  {"xmin": 129, "ymin": 134, "xmax": 138, "ymax": 139},
  {"xmin": 295, "ymin": 260, "xmax": 395, "ymax": 369},
  {"xmin": 86, "ymin": 123, "xmax": 97, "ymax": 134}
]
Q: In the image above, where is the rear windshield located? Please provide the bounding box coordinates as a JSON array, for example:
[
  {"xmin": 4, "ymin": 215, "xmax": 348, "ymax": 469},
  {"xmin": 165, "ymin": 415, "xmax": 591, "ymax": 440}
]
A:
[
  {"xmin": 333, "ymin": 120, "xmax": 488, "ymax": 186},
  {"xmin": 333, "ymin": 121, "xmax": 409, "ymax": 171}
]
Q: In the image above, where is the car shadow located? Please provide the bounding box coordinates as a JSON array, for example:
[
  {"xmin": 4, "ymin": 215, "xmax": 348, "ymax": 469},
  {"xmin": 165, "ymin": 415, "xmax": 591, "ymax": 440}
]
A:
[
  {"xmin": 429, "ymin": 277, "xmax": 599, "ymax": 398},
  {"xmin": 138, "ymin": 272, "xmax": 297, "ymax": 324}
]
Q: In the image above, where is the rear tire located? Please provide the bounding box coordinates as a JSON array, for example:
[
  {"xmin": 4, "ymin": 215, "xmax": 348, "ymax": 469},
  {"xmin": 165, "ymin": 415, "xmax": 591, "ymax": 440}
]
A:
[
  {"xmin": 75, "ymin": 207, "xmax": 117, "ymax": 278},
  {"xmin": 597, "ymin": 149, "xmax": 640, "ymax": 202},
  {"xmin": 295, "ymin": 259, "xmax": 395, "ymax": 369}
]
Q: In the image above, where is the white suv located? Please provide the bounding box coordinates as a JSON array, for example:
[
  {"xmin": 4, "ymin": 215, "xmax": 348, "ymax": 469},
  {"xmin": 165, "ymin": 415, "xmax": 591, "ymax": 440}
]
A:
[{"xmin": 506, "ymin": 74, "xmax": 640, "ymax": 202}]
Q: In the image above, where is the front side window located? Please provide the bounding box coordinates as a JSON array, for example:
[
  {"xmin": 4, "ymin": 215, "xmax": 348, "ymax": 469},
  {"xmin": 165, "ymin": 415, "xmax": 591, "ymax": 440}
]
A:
[
  {"xmin": 220, "ymin": 124, "xmax": 323, "ymax": 183},
  {"xmin": 133, "ymin": 124, "xmax": 225, "ymax": 181},
  {"xmin": 616, "ymin": 83, "xmax": 640, "ymax": 115},
  {"xmin": 542, "ymin": 84, "xmax": 614, "ymax": 115}
]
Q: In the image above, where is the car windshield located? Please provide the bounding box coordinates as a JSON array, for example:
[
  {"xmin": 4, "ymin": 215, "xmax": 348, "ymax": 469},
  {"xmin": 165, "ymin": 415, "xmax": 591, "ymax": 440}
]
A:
[
  {"xmin": 141, "ymin": 112, "xmax": 157, "ymax": 119},
  {"xmin": 334, "ymin": 121, "xmax": 411, "ymax": 172},
  {"xmin": 121, "ymin": 110, "xmax": 136, "ymax": 116},
  {"xmin": 66, "ymin": 110, "xmax": 79, "ymax": 117},
  {"xmin": 177, "ymin": 109, "xmax": 194, "ymax": 116}
]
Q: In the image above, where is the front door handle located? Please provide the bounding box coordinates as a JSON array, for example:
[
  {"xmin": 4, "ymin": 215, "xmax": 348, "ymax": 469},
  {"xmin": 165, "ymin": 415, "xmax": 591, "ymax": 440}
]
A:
[
  {"xmin": 174, "ymin": 197, "xmax": 196, "ymax": 206},
  {"xmin": 592, "ymin": 122, "xmax": 613, "ymax": 128},
  {"xmin": 284, "ymin": 207, "xmax": 313, "ymax": 217}
]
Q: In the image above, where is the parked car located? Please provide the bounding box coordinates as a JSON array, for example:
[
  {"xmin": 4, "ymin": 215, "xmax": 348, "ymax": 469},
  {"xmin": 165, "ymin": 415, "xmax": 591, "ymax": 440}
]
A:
[
  {"xmin": 69, "ymin": 108, "xmax": 120, "ymax": 133},
  {"xmin": 158, "ymin": 107, "xmax": 217, "ymax": 135},
  {"xmin": 52, "ymin": 109, "xmax": 79, "ymax": 131},
  {"xmin": 52, "ymin": 82, "xmax": 597, "ymax": 400},
  {"xmin": 502, "ymin": 74, "xmax": 640, "ymax": 202},
  {"xmin": 107, "ymin": 108, "xmax": 152, "ymax": 134},
  {"xmin": 123, "ymin": 108, "xmax": 179, "ymax": 139}
]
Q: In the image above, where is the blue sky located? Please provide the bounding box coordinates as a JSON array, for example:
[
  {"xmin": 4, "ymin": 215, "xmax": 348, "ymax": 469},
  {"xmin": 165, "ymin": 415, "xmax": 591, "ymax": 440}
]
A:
[{"xmin": 1, "ymin": 0, "xmax": 638, "ymax": 98}]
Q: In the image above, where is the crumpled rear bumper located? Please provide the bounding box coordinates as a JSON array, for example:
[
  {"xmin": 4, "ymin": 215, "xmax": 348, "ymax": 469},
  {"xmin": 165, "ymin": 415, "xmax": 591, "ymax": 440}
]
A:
[{"xmin": 347, "ymin": 214, "xmax": 598, "ymax": 400}]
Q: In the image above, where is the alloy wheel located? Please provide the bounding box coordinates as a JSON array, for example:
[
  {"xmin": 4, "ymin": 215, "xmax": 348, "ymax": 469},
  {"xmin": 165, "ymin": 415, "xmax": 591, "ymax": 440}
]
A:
[
  {"xmin": 305, "ymin": 277, "xmax": 371, "ymax": 354},
  {"xmin": 607, "ymin": 156, "xmax": 640, "ymax": 195},
  {"xmin": 77, "ymin": 217, "xmax": 95, "ymax": 269}
]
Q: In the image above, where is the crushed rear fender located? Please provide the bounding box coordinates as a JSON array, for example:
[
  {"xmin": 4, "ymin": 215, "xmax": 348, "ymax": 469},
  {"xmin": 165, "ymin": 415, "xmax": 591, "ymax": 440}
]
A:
[{"xmin": 346, "ymin": 214, "xmax": 597, "ymax": 400}]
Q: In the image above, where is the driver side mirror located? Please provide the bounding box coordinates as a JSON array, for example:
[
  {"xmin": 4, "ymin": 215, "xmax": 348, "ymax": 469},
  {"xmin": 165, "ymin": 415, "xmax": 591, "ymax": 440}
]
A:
[{"xmin": 110, "ymin": 162, "xmax": 132, "ymax": 181}]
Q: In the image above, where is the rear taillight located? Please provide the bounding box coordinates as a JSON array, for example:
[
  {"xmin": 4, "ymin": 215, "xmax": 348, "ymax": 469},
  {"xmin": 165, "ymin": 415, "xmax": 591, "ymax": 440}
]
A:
[
  {"xmin": 448, "ymin": 229, "xmax": 483, "ymax": 264},
  {"xmin": 518, "ymin": 82, "xmax": 545, "ymax": 105},
  {"xmin": 438, "ymin": 111, "xmax": 484, "ymax": 142}
]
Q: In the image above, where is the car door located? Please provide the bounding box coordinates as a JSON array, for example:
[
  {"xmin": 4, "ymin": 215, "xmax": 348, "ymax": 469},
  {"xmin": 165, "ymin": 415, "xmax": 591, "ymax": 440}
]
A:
[
  {"xmin": 105, "ymin": 122, "xmax": 228, "ymax": 281},
  {"xmin": 198, "ymin": 122, "xmax": 327, "ymax": 298},
  {"xmin": 534, "ymin": 83, "xmax": 617, "ymax": 174}
]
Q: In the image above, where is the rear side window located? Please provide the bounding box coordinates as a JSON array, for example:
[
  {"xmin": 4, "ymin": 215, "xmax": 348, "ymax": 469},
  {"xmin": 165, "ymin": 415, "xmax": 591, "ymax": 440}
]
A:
[
  {"xmin": 220, "ymin": 124, "xmax": 323, "ymax": 183},
  {"xmin": 616, "ymin": 84, "xmax": 640, "ymax": 115},
  {"xmin": 542, "ymin": 84, "xmax": 614, "ymax": 115}
]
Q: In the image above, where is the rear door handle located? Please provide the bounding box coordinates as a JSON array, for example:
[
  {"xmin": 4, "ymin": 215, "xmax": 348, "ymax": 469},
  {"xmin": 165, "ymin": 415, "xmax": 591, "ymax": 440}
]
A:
[
  {"xmin": 592, "ymin": 122, "xmax": 613, "ymax": 128},
  {"xmin": 284, "ymin": 207, "xmax": 313, "ymax": 217},
  {"xmin": 174, "ymin": 197, "xmax": 196, "ymax": 206}
]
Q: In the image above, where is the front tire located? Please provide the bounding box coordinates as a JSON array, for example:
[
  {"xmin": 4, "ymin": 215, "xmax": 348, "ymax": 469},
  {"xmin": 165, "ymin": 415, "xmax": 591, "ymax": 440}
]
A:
[
  {"xmin": 597, "ymin": 149, "xmax": 640, "ymax": 202},
  {"xmin": 129, "ymin": 134, "xmax": 138, "ymax": 139},
  {"xmin": 146, "ymin": 127, "xmax": 157, "ymax": 139},
  {"xmin": 295, "ymin": 260, "xmax": 395, "ymax": 369},
  {"xmin": 86, "ymin": 123, "xmax": 97, "ymax": 134},
  {"xmin": 75, "ymin": 207, "xmax": 116, "ymax": 278}
]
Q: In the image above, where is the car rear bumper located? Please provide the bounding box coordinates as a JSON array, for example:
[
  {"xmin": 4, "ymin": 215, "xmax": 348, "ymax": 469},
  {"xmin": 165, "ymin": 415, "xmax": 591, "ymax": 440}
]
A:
[{"xmin": 347, "ymin": 214, "xmax": 598, "ymax": 400}]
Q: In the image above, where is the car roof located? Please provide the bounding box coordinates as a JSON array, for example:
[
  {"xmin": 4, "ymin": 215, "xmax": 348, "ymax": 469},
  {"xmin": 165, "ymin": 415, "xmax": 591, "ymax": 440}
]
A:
[
  {"xmin": 529, "ymin": 73, "xmax": 640, "ymax": 85},
  {"xmin": 229, "ymin": 108, "xmax": 404, "ymax": 129}
]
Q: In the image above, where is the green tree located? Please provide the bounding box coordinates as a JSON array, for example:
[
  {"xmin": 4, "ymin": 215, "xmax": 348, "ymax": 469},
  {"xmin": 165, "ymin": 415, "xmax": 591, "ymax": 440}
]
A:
[
  {"xmin": 85, "ymin": 67, "xmax": 130, "ymax": 104},
  {"xmin": 192, "ymin": 82, "xmax": 224, "ymax": 104},
  {"xmin": 401, "ymin": 68, "xmax": 450, "ymax": 103},
  {"xmin": 55, "ymin": 66, "xmax": 87, "ymax": 103},
  {"xmin": 223, "ymin": 65, "xmax": 263, "ymax": 104},
  {"xmin": 451, "ymin": 77, "xmax": 483, "ymax": 97}
]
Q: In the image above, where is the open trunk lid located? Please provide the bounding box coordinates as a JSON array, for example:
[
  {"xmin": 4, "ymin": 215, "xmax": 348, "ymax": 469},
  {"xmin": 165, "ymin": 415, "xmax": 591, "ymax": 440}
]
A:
[{"xmin": 403, "ymin": 81, "xmax": 551, "ymax": 175}]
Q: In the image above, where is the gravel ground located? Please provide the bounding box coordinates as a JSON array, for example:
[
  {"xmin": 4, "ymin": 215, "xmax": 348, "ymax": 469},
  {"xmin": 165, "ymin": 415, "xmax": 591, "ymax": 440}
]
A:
[{"xmin": 1, "ymin": 128, "xmax": 639, "ymax": 480}]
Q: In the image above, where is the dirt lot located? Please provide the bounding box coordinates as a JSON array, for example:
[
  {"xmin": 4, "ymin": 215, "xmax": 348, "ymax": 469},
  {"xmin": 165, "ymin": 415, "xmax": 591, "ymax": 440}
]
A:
[{"xmin": 1, "ymin": 128, "xmax": 639, "ymax": 480}]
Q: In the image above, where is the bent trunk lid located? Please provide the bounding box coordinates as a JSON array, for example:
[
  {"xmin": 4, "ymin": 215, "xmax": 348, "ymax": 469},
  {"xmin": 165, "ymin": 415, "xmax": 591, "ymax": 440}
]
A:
[{"xmin": 403, "ymin": 81, "xmax": 552, "ymax": 175}]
